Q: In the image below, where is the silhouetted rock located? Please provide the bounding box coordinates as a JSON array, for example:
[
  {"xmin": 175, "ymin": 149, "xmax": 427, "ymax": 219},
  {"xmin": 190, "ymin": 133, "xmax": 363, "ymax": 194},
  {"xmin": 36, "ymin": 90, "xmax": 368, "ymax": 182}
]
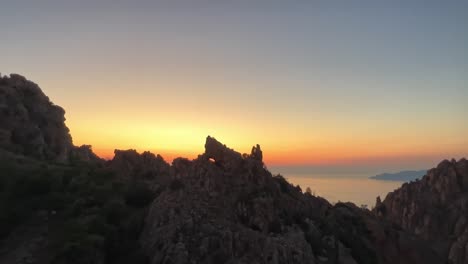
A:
[
  {"xmin": 70, "ymin": 144, "xmax": 103, "ymax": 164},
  {"xmin": 203, "ymin": 136, "xmax": 244, "ymax": 170},
  {"xmin": 0, "ymin": 74, "xmax": 451, "ymax": 264},
  {"xmin": 375, "ymin": 158, "xmax": 468, "ymax": 264},
  {"xmin": 0, "ymin": 73, "xmax": 102, "ymax": 164},
  {"xmin": 109, "ymin": 149, "xmax": 171, "ymax": 190},
  {"xmin": 0, "ymin": 74, "xmax": 73, "ymax": 162},
  {"xmin": 250, "ymin": 144, "xmax": 263, "ymax": 162},
  {"xmin": 141, "ymin": 137, "xmax": 443, "ymax": 264}
]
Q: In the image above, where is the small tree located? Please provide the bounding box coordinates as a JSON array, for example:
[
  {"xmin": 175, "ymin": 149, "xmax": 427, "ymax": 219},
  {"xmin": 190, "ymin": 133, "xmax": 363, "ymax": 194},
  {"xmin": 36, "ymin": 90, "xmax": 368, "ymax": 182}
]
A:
[{"xmin": 305, "ymin": 187, "xmax": 312, "ymax": 195}]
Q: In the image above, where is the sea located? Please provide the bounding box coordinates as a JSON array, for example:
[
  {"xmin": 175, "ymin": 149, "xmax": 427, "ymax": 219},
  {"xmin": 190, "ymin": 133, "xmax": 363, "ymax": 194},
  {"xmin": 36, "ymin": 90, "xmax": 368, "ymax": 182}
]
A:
[{"xmin": 269, "ymin": 168, "xmax": 405, "ymax": 208}]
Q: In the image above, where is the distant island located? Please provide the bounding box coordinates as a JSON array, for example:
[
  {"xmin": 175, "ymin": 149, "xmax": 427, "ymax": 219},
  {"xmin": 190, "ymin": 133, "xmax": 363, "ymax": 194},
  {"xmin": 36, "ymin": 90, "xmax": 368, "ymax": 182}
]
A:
[{"xmin": 370, "ymin": 170, "xmax": 427, "ymax": 181}]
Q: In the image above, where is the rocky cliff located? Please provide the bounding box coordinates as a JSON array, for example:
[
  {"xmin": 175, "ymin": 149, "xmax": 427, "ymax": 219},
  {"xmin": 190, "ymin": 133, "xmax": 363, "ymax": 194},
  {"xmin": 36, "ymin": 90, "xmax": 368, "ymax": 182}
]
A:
[
  {"xmin": 0, "ymin": 73, "xmax": 100, "ymax": 163},
  {"xmin": 108, "ymin": 149, "xmax": 172, "ymax": 191},
  {"xmin": 140, "ymin": 136, "xmax": 443, "ymax": 264},
  {"xmin": 0, "ymin": 74, "xmax": 73, "ymax": 162},
  {"xmin": 375, "ymin": 158, "xmax": 468, "ymax": 264},
  {"xmin": 0, "ymin": 74, "xmax": 452, "ymax": 264}
]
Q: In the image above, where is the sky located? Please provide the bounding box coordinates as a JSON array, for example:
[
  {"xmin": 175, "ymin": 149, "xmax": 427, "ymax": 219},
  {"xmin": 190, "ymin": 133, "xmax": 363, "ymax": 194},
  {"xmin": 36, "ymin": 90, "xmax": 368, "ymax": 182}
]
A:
[{"xmin": 1, "ymin": 1, "xmax": 467, "ymax": 172}]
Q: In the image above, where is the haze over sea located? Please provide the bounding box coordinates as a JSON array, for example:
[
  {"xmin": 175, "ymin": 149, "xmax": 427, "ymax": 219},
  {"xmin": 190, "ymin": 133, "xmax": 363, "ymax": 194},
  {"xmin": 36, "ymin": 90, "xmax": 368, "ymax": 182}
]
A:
[{"xmin": 271, "ymin": 166, "xmax": 406, "ymax": 207}]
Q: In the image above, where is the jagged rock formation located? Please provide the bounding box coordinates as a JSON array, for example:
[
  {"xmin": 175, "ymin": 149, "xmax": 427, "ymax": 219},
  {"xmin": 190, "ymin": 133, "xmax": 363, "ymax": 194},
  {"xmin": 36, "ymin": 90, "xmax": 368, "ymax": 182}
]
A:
[
  {"xmin": 0, "ymin": 73, "xmax": 101, "ymax": 163},
  {"xmin": 69, "ymin": 144, "xmax": 102, "ymax": 164},
  {"xmin": 141, "ymin": 136, "xmax": 443, "ymax": 264},
  {"xmin": 375, "ymin": 158, "xmax": 468, "ymax": 264},
  {"xmin": 109, "ymin": 149, "xmax": 171, "ymax": 190},
  {"xmin": 0, "ymin": 74, "xmax": 73, "ymax": 162},
  {"xmin": 0, "ymin": 74, "xmax": 454, "ymax": 264}
]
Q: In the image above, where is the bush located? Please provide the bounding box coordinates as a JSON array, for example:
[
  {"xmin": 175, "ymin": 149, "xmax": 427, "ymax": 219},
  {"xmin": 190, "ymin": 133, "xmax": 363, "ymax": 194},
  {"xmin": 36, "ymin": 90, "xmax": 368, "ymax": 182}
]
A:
[
  {"xmin": 12, "ymin": 173, "xmax": 51, "ymax": 196},
  {"xmin": 53, "ymin": 235, "xmax": 106, "ymax": 264},
  {"xmin": 124, "ymin": 184, "xmax": 155, "ymax": 208},
  {"xmin": 45, "ymin": 192, "xmax": 69, "ymax": 211},
  {"xmin": 104, "ymin": 200, "xmax": 128, "ymax": 225},
  {"xmin": 169, "ymin": 178, "xmax": 184, "ymax": 191},
  {"xmin": 268, "ymin": 218, "xmax": 282, "ymax": 234},
  {"xmin": 0, "ymin": 159, "xmax": 151, "ymax": 263},
  {"xmin": 87, "ymin": 215, "xmax": 114, "ymax": 237},
  {"xmin": 273, "ymin": 174, "xmax": 290, "ymax": 193}
]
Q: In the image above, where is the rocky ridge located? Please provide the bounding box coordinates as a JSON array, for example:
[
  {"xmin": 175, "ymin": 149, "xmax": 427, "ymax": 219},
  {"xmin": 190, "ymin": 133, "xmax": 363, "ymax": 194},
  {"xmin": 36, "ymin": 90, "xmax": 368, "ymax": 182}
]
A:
[
  {"xmin": 0, "ymin": 73, "xmax": 100, "ymax": 163},
  {"xmin": 375, "ymin": 158, "xmax": 468, "ymax": 264},
  {"xmin": 109, "ymin": 149, "xmax": 172, "ymax": 191},
  {"xmin": 140, "ymin": 136, "xmax": 443, "ymax": 264},
  {"xmin": 0, "ymin": 73, "xmax": 454, "ymax": 264}
]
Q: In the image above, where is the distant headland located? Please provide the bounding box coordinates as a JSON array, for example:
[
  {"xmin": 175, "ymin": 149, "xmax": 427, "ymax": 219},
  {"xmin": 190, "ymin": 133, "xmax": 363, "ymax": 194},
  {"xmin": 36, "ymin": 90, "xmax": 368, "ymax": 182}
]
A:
[{"xmin": 369, "ymin": 170, "xmax": 427, "ymax": 181}]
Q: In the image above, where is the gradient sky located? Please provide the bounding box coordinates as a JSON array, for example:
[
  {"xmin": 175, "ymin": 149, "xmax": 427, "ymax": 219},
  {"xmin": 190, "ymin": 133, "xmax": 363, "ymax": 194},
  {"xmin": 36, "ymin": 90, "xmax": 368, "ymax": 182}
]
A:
[{"xmin": 1, "ymin": 1, "xmax": 467, "ymax": 171}]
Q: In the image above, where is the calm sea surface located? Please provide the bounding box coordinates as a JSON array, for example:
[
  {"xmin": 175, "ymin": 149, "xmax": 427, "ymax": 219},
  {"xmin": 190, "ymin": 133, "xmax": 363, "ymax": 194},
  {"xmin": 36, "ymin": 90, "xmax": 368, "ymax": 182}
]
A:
[{"xmin": 284, "ymin": 175, "xmax": 404, "ymax": 208}]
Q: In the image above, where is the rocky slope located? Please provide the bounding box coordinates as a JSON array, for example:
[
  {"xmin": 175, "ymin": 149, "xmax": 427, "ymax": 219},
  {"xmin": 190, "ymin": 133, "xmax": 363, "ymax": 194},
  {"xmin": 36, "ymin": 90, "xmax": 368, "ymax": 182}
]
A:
[
  {"xmin": 141, "ymin": 136, "xmax": 443, "ymax": 264},
  {"xmin": 0, "ymin": 73, "xmax": 452, "ymax": 264},
  {"xmin": 0, "ymin": 73, "xmax": 100, "ymax": 163},
  {"xmin": 375, "ymin": 158, "xmax": 468, "ymax": 264},
  {"xmin": 108, "ymin": 149, "xmax": 172, "ymax": 191}
]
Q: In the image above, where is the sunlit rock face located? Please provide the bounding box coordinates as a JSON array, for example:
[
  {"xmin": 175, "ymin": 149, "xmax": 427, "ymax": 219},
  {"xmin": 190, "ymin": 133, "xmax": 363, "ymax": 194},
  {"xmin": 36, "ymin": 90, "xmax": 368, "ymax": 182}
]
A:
[
  {"xmin": 141, "ymin": 136, "xmax": 443, "ymax": 264},
  {"xmin": 0, "ymin": 74, "xmax": 73, "ymax": 162},
  {"xmin": 375, "ymin": 158, "xmax": 468, "ymax": 264}
]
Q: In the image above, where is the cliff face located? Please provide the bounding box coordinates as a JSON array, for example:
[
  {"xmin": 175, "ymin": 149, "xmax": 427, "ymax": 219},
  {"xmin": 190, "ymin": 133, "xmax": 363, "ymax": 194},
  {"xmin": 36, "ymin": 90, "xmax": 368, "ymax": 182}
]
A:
[
  {"xmin": 108, "ymin": 149, "xmax": 172, "ymax": 191},
  {"xmin": 0, "ymin": 74, "xmax": 451, "ymax": 264},
  {"xmin": 0, "ymin": 74, "xmax": 73, "ymax": 162},
  {"xmin": 141, "ymin": 136, "xmax": 443, "ymax": 264},
  {"xmin": 375, "ymin": 158, "xmax": 468, "ymax": 264},
  {"xmin": 0, "ymin": 74, "xmax": 100, "ymax": 163}
]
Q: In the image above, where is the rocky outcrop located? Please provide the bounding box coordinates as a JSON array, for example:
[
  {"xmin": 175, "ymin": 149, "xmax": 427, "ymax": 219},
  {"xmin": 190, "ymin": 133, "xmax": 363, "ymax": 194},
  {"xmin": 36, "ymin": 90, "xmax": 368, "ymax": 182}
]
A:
[
  {"xmin": 109, "ymin": 149, "xmax": 171, "ymax": 190},
  {"xmin": 0, "ymin": 73, "xmax": 102, "ymax": 164},
  {"xmin": 0, "ymin": 74, "xmax": 455, "ymax": 263},
  {"xmin": 0, "ymin": 74, "xmax": 73, "ymax": 162},
  {"xmin": 69, "ymin": 144, "xmax": 103, "ymax": 164},
  {"xmin": 203, "ymin": 136, "xmax": 245, "ymax": 171},
  {"xmin": 141, "ymin": 136, "xmax": 443, "ymax": 264},
  {"xmin": 375, "ymin": 158, "xmax": 468, "ymax": 264}
]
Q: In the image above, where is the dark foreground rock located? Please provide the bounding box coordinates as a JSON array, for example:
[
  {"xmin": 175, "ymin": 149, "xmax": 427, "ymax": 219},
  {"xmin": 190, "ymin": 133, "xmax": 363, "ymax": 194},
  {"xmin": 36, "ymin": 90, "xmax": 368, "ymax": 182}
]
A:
[
  {"xmin": 375, "ymin": 158, "xmax": 468, "ymax": 264},
  {"xmin": 0, "ymin": 74, "xmax": 452, "ymax": 264},
  {"xmin": 0, "ymin": 73, "xmax": 101, "ymax": 163},
  {"xmin": 108, "ymin": 149, "xmax": 172, "ymax": 191},
  {"xmin": 141, "ymin": 136, "xmax": 443, "ymax": 264},
  {"xmin": 0, "ymin": 74, "xmax": 73, "ymax": 162}
]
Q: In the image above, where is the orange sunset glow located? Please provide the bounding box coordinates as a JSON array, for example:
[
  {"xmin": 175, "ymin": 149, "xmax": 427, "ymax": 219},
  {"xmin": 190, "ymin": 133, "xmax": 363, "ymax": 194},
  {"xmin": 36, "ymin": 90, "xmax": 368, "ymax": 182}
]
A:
[
  {"xmin": 2, "ymin": 1, "xmax": 467, "ymax": 172},
  {"xmin": 2, "ymin": 2, "xmax": 468, "ymax": 264}
]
